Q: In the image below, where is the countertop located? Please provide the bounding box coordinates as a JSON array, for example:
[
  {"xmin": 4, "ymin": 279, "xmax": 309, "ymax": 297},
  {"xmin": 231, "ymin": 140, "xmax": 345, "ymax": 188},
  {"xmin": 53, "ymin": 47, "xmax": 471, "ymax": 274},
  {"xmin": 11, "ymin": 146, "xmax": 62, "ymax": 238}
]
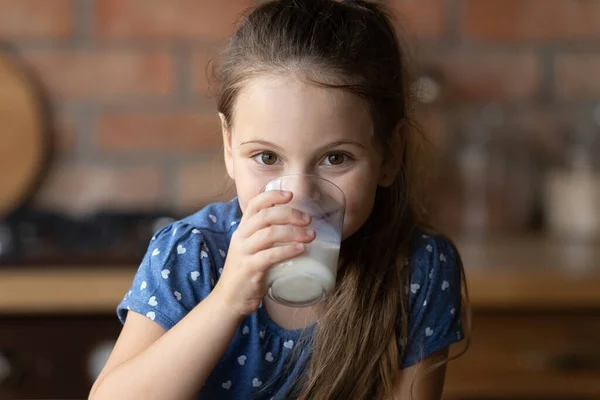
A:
[{"xmin": 1, "ymin": 236, "xmax": 599, "ymax": 314}]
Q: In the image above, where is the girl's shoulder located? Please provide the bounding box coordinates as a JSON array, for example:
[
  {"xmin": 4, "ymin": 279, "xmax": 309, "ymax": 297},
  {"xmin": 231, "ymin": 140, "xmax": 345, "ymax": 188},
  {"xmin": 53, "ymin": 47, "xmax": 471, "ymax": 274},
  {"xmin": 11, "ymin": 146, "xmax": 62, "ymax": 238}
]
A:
[
  {"xmin": 179, "ymin": 197, "xmax": 243, "ymax": 236},
  {"xmin": 147, "ymin": 197, "xmax": 243, "ymax": 266},
  {"xmin": 400, "ymin": 229, "xmax": 464, "ymax": 367},
  {"xmin": 145, "ymin": 197, "xmax": 242, "ymax": 268},
  {"xmin": 408, "ymin": 229, "xmax": 458, "ymax": 275},
  {"xmin": 116, "ymin": 198, "xmax": 242, "ymax": 330}
]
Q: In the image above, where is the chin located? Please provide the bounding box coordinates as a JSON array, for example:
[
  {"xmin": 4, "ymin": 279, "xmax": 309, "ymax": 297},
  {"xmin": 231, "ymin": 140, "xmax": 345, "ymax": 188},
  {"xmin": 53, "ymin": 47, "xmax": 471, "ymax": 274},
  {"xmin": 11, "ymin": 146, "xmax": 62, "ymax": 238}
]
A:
[{"xmin": 341, "ymin": 220, "xmax": 363, "ymax": 241}]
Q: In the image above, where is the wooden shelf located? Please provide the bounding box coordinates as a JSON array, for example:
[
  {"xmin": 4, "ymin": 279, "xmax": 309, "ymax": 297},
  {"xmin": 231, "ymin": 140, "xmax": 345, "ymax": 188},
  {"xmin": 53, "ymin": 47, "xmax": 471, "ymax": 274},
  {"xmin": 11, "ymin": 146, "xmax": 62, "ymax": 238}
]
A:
[
  {"xmin": 459, "ymin": 235, "xmax": 600, "ymax": 310},
  {"xmin": 1, "ymin": 236, "xmax": 599, "ymax": 314},
  {"xmin": 0, "ymin": 267, "xmax": 136, "ymax": 314}
]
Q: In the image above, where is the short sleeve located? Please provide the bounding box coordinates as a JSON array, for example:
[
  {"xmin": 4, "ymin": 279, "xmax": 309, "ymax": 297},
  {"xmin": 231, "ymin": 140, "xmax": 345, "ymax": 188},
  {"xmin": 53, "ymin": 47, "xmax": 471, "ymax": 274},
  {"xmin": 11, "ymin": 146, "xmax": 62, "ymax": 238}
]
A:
[
  {"xmin": 117, "ymin": 222, "xmax": 217, "ymax": 331},
  {"xmin": 400, "ymin": 233, "xmax": 464, "ymax": 368}
]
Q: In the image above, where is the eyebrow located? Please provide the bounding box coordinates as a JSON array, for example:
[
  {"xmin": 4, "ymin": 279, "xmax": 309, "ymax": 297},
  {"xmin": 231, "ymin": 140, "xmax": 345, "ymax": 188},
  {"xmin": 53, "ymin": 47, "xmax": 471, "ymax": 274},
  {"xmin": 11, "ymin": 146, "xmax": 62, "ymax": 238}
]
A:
[{"xmin": 239, "ymin": 139, "xmax": 366, "ymax": 152}]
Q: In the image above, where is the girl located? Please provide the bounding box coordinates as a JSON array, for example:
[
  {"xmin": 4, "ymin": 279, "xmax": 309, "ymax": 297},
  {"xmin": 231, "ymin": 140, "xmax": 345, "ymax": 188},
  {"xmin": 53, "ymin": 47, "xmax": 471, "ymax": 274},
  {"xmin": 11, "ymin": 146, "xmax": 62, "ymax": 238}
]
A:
[{"xmin": 90, "ymin": 0, "xmax": 468, "ymax": 399}]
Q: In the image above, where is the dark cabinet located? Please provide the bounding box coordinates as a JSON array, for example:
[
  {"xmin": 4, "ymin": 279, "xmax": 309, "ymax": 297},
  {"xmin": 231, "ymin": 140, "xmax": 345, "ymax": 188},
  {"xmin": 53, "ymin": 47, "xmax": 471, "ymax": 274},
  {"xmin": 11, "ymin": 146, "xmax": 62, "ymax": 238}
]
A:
[
  {"xmin": 445, "ymin": 310, "xmax": 600, "ymax": 399},
  {"xmin": 0, "ymin": 315, "xmax": 121, "ymax": 399}
]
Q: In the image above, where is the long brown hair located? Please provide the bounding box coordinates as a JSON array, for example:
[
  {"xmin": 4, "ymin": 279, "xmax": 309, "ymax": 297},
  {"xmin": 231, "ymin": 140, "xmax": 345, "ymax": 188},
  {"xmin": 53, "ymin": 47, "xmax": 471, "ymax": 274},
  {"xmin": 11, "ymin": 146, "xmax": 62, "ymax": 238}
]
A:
[{"xmin": 213, "ymin": 0, "xmax": 469, "ymax": 398}]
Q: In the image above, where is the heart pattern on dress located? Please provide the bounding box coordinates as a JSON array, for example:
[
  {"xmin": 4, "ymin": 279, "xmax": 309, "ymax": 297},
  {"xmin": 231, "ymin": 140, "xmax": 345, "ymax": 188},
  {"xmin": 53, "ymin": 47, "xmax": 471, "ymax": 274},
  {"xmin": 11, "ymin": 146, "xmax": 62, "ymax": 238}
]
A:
[
  {"xmin": 441, "ymin": 280, "xmax": 450, "ymax": 291},
  {"xmin": 161, "ymin": 269, "xmax": 170, "ymax": 279},
  {"xmin": 259, "ymin": 330, "xmax": 265, "ymax": 339},
  {"xmin": 219, "ymin": 249, "xmax": 226, "ymax": 258},
  {"xmin": 140, "ymin": 281, "xmax": 147, "ymax": 290},
  {"xmin": 252, "ymin": 378, "xmax": 262, "ymax": 387},
  {"xmin": 425, "ymin": 327, "xmax": 434, "ymax": 336},
  {"xmin": 201, "ymin": 250, "xmax": 208, "ymax": 259},
  {"xmin": 152, "ymin": 249, "xmax": 160, "ymax": 257},
  {"xmin": 146, "ymin": 311, "xmax": 156, "ymax": 321},
  {"xmin": 209, "ymin": 214, "xmax": 217, "ymax": 223},
  {"xmin": 410, "ymin": 283, "xmax": 420, "ymax": 294},
  {"xmin": 242, "ymin": 325, "xmax": 249, "ymax": 335},
  {"xmin": 222, "ymin": 381, "xmax": 232, "ymax": 390},
  {"xmin": 284, "ymin": 340, "xmax": 294, "ymax": 349},
  {"xmin": 237, "ymin": 355, "xmax": 247, "ymax": 365},
  {"xmin": 190, "ymin": 271, "xmax": 200, "ymax": 281},
  {"xmin": 192, "ymin": 228, "xmax": 200, "ymax": 234},
  {"xmin": 439, "ymin": 253, "xmax": 446, "ymax": 262},
  {"xmin": 426, "ymin": 244, "xmax": 433, "ymax": 252},
  {"xmin": 148, "ymin": 296, "xmax": 158, "ymax": 306},
  {"xmin": 265, "ymin": 352, "xmax": 274, "ymax": 362},
  {"xmin": 174, "ymin": 291, "xmax": 182, "ymax": 301},
  {"xmin": 177, "ymin": 245, "xmax": 186, "ymax": 255}
]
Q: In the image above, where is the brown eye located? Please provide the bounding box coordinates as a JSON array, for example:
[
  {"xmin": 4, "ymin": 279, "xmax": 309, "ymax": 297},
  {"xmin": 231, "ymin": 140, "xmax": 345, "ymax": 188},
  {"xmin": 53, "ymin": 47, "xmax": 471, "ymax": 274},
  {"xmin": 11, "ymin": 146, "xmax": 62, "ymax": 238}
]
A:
[
  {"xmin": 325, "ymin": 153, "xmax": 345, "ymax": 165},
  {"xmin": 259, "ymin": 152, "xmax": 278, "ymax": 165}
]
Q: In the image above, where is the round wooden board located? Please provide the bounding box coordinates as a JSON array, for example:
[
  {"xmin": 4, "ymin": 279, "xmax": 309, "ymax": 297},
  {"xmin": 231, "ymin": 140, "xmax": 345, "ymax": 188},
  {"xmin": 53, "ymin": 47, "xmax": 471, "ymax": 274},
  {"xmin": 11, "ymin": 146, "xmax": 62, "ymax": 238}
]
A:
[{"xmin": 0, "ymin": 54, "xmax": 46, "ymax": 217}]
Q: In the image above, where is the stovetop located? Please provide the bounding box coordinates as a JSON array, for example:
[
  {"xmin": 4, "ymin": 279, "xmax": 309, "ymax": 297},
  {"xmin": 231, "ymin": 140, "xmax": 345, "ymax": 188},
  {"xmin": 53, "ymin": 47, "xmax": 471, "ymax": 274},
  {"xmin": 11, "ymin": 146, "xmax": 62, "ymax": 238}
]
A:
[{"xmin": 0, "ymin": 210, "xmax": 180, "ymax": 267}]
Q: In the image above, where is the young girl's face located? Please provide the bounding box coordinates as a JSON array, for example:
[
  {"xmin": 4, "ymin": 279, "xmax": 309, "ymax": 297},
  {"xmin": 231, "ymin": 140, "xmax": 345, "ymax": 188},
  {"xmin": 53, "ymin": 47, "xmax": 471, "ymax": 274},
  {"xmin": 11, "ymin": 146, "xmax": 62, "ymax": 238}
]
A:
[{"xmin": 221, "ymin": 74, "xmax": 392, "ymax": 240}]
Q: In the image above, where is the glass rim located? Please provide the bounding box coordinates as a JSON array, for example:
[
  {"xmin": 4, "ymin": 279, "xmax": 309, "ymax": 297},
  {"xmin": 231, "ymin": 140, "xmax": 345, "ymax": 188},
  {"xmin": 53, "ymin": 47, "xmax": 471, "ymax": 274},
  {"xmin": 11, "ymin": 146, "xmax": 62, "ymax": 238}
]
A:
[{"xmin": 259, "ymin": 173, "xmax": 346, "ymax": 209}]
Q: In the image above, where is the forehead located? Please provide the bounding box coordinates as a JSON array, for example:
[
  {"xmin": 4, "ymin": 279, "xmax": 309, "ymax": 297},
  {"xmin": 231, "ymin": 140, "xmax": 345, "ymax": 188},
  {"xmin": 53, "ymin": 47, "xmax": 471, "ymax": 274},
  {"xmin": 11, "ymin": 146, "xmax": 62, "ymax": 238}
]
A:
[{"xmin": 230, "ymin": 74, "xmax": 374, "ymax": 147}]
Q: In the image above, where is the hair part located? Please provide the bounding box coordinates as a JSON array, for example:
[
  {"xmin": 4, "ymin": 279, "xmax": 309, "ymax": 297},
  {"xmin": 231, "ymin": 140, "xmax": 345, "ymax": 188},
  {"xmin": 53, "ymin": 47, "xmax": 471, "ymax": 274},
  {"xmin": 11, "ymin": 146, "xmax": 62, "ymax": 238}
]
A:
[{"xmin": 213, "ymin": 0, "xmax": 470, "ymax": 398}]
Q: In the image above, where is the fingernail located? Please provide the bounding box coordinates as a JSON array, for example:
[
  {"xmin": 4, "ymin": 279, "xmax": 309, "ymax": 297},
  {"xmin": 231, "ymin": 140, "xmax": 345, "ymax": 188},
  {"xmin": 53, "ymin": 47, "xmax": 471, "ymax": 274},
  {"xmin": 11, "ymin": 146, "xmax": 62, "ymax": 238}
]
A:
[
  {"xmin": 295, "ymin": 243, "xmax": 305, "ymax": 251},
  {"xmin": 306, "ymin": 229, "xmax": 315, "ymax": 238},
  {"xmin": 281, "ymin": 190, "xmax": 292, "ymax": 197},
  {"xmin": 302, "ymin": 213, "xmax": 311, "ymax": 222}
]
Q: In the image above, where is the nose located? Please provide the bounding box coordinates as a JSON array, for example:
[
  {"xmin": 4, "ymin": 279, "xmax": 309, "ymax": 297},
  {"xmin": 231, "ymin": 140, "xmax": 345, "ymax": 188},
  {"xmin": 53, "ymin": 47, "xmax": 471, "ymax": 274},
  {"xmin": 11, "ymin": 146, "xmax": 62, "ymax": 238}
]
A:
[{"xmin": 285, "ymin": 175, "xmax": 322, "ymax": 203}]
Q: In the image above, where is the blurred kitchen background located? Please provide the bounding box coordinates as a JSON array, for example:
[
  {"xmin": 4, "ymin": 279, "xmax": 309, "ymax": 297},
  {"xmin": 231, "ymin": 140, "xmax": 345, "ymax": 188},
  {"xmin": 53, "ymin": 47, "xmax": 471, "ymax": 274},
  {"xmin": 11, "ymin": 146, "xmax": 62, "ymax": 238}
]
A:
[{"xmin": 1, "ymin": 0, "xmax": 600, "ymax": 399}]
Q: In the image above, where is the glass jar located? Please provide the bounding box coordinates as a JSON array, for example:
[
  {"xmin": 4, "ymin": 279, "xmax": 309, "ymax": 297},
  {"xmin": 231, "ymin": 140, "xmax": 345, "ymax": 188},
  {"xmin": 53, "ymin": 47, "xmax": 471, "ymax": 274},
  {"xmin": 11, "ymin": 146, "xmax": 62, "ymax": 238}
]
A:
[
  {"xmin": 543, "ymin": 114, "xmax": 600, "ymax": 241},
  {"xmin": 436, "ymin": 104, "xmax": 538, "ymax": 238}
]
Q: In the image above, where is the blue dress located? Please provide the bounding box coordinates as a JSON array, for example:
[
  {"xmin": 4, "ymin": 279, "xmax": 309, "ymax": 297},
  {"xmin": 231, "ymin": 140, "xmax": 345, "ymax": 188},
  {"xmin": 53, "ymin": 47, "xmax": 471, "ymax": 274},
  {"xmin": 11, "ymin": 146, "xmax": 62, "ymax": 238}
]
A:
[{"xmin": 117, "ymin": 198, "xmax": 463, "ymax": 399}]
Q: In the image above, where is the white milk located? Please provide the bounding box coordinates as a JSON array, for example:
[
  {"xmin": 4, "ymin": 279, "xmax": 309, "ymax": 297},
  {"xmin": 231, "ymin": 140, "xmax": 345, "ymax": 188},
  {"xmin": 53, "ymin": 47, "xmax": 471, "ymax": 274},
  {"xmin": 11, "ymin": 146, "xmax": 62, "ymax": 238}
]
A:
[{"xmin": 266, "ymin": 240, "xmax": 340, "ymax": 307}]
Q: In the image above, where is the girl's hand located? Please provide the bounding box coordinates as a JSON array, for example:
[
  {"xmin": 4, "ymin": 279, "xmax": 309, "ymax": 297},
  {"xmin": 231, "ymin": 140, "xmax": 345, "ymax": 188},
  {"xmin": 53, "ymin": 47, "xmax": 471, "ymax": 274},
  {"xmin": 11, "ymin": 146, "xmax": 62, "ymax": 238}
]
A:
[{"xmin": 212, "ymin": 190, "xmax": 314, "ymax": 317}]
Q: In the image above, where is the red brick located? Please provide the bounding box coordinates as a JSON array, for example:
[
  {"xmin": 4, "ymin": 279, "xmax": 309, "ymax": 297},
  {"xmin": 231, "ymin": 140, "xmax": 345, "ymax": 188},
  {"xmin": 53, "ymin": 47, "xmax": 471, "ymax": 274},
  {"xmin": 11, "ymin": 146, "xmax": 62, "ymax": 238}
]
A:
[
  {"xmin": 35, "ymin": 162, "xmax": 165, "ymax": 212},
  {"xmin": 0, "ymin": 0, "xmax": 73, "ymax": 39},
  {"xmin": 96, "ymin": 111, "xmax": 223, "ymax": 153},
  {"xmin": 389, "ymin": 0, "xmax": 445, "ymax": 38},
  {"xmin": 555, "ymin": 54, "xmax": 600, "ymax": 100},
  {"xmin": 425, "ymin": 52, "xmax": 541, "ymax": 101},
  {"xmin": 175, "ymin": 159, "xmax": 233, "ymax": 212},
  {"xmin": 464, "ymin": 0, "xmax": 600, "ymax": 41},
  {"xmin": 94, "ymin": 0, "xmax": 254, "ymax": 40},
  {"xmin": 21, "ymin": 50, "xmax": 173, "ymax": 100}
]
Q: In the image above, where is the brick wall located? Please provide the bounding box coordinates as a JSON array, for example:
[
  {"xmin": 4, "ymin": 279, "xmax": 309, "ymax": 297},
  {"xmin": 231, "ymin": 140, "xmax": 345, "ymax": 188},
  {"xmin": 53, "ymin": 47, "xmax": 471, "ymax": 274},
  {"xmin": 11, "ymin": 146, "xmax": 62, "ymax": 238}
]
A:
[{"xmin": 1, "ymin": 0, "xmax": 598, "ymax": 214}]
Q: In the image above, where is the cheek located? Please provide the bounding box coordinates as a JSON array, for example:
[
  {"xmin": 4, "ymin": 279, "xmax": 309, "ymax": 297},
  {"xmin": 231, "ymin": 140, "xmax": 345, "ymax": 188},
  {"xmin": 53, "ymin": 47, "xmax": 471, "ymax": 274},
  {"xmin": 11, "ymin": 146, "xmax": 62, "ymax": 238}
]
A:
[
  {"xmin": 231, "ymin": 164, "xmax": 273, "ymax": 214},
  {"xmin": 340, "ymin": 182, "xmax": 378, "ymax": 239},
  {"xmin": 234, "ymin": 179, "xmax": 259, "ymax": 214}
]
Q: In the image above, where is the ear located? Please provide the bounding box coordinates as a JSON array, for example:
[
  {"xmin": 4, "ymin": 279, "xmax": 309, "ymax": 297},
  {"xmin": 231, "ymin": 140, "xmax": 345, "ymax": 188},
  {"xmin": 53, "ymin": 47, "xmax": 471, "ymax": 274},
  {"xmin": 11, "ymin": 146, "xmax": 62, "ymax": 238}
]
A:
[
  {"xmin": 378, "ymin": 120, "xmax": 405, "ymax": 187},
  {"xmin": 219, "ymin": 113, "xmax": 235, "ymax": 180}
]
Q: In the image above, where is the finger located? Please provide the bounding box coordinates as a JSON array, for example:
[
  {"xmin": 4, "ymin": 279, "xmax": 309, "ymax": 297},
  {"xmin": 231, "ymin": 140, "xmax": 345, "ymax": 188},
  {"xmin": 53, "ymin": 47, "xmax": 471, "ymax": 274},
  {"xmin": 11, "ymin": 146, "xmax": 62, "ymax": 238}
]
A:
[
  {"xmin": 243, "ymin": 190, "xmax": 293, "ymax": 221},
  {"xmin": 246, "ymin": 225, "xmax": 315, "ymax": 254},
  {"xmin": 250, "ymin": 243, "xmax": 306, "ymax": 272},
  {"xmin": 238, "ymin": 205, "xmax": 311, "ymax": 238}
]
